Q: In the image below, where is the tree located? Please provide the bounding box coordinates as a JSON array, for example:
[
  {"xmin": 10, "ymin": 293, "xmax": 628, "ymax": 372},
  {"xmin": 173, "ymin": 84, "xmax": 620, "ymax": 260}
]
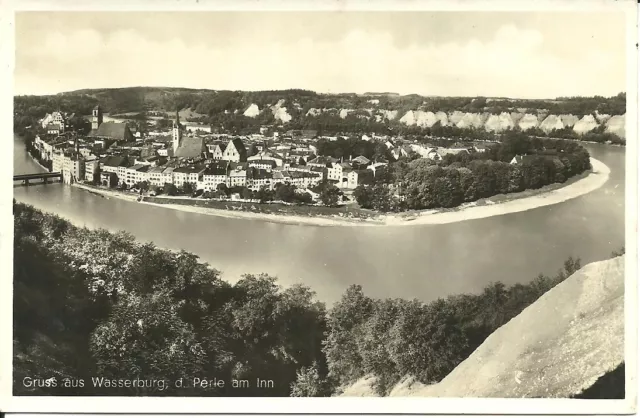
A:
[
  {"xmin": 290, "ymin": 363, "xmax": 330, "ymax": 397},
  {"xmin": 353, "ymin": 185, "xmax": 373, "ymax": 208},
  {"xmin": 274, "ymin": 183, "xmax": 297, "ymax": 203},
  {"xmin": 133, "ymin": 181, "xmax": 149, "ymax": 192},
  {"xmin": 181, "ymin": 182, "xmax": 196, "ymax": 196},
  {"xmin": 68, "ymin": 114, "xmax": 92, "ymax": 135},
  {"xmin": 388, "ymin": 298, "xmax": 469, "ymax": 385},
  {"xmin": 241, "ymin": 187, "xmax": 253, "ymax": 200},
  {"xmin": 315, "ymin": 181, "xmax": 341, "ymax": 207},
  {"xmin": 295, "ymin": 192, "xmax": 314, "ymax": 205},
  {"xmin": 90, "ymin": 292, "xmax": 207, "ymax": 395},
  {"xmin": 255, "ymin": 186, "xmax": 273, "ymax": 203},
  {"xmin": 155, "ymin": 118, "xmax": 173, "ymax": 130},
  {"xmin": 216, "ymin": 183, "xmax": 229, "ymax": 196},
  {"xmin": 324, "ymin": 285, "xmax": 375, "ymax": 387},
  {"xmin": 163, "ymin": 182, "xmax": 178, "ymax": 196}
]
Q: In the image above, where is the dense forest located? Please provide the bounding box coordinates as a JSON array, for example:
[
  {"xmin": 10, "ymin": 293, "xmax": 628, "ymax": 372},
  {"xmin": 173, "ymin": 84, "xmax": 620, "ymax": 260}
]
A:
[
  {"xmin": 353, "ymin": 132, "xmax": 592, "ymax": 212},
  {"xmin": 14, "ymin": 88, "xmax": 626, "ymax": 138},
  {"xmin": 13, "ymin": 202, "xmax": 622, "ymax": 397}
]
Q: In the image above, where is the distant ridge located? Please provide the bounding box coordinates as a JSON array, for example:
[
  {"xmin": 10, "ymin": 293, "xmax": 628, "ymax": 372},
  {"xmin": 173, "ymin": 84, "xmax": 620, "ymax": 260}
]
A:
[
  {"xmin": 14, "ymin": 87, "xmax": 626, "ymax": 138},
  {"xmin": 362, "ymin": 92, "xmax": 400, "ymax": 97}
]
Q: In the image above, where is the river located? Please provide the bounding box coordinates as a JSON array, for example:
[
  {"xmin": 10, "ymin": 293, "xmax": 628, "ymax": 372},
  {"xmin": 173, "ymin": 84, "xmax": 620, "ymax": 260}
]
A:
[{"xmin": 13, "ymin": 134, "xmax": 626, "ymax": 305}]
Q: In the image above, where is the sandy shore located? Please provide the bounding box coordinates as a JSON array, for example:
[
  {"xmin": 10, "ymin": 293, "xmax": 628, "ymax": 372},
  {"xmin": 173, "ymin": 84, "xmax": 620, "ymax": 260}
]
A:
[
  {"xmin": 72, "ymin": 183, "xmax": 141, "ymax": 202},
  {"xmin": 383, "ymin": 157, "xmax": 610, "ymax": 226},
  {"xmin": 70, "ymin": 157, "xmax": 610, "ymax": 227}
]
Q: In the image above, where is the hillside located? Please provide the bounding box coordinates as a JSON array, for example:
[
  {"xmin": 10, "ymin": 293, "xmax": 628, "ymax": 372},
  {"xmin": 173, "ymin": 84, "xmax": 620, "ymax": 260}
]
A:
[
  {"xmin": 15, "ymin": 87, "xmax": 626, "ymax": 139},
  {"xmin": 340, "ymin": 256, "xmax": 625, "ymax": 398}
]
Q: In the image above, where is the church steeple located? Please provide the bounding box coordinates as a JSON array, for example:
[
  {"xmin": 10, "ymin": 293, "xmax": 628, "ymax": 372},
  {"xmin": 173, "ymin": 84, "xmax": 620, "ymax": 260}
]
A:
[
  {"xmin": 172, "ymin": 108, "xmax": 182, "ymax": 154},
  {"xmin": 92, "ymin": 105, "xmax": 103, "ymax": 130}
]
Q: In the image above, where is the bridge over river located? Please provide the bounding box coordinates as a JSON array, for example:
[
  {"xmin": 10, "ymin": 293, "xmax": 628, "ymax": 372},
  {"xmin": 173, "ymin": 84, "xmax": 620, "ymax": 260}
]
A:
[{"xmin": 13, "ymin": 172, "xmax": 62, "ymax": 186}]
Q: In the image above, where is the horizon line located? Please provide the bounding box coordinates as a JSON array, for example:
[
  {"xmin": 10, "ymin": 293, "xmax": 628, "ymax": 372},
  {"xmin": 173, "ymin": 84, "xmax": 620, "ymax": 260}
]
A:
[{"xmin": 13, "ymin": 85, "xmax": 627, "ymax": 101}]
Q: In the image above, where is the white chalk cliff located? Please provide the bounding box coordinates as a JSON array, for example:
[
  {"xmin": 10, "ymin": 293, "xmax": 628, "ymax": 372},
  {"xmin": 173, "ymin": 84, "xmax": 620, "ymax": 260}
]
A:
[
  {"xmin": 243, "ymin": 103, "xmax": 260, "ymax": 118},
  {"xmin": 340, "ymin": 256, "xmax": 625, "ymax": 398}
]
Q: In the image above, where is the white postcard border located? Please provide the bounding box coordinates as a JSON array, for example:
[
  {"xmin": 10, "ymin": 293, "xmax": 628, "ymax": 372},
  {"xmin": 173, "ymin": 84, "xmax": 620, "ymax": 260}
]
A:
[{"xmin": 0, "ymin": 0, "xmax": 637, "ymax": 414}]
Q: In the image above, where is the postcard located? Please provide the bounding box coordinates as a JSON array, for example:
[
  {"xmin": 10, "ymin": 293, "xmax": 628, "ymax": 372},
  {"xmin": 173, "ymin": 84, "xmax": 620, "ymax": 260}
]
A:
[{"xmin": 0, "ymin": 0, "xmax": 637, "ymax": 414}]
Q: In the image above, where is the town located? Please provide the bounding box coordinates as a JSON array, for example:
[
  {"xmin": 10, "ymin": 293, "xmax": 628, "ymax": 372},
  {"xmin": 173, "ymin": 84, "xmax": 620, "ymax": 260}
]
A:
[{"xmin": 30, "ymin": 105, "xmax": 480, "ymax": 206}]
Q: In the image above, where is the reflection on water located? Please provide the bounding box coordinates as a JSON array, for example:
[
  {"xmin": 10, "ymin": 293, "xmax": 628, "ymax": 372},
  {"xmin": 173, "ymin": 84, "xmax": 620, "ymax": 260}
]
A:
[{"xmin": 13, "ymin": 135, "xmax": 626, "ymax": 304}]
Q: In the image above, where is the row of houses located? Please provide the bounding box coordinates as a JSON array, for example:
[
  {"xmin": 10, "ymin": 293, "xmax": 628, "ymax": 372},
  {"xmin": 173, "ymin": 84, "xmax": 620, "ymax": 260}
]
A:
[{"xmin": 95, "ymin": 158, "xmax": 326, "ymax": 192}]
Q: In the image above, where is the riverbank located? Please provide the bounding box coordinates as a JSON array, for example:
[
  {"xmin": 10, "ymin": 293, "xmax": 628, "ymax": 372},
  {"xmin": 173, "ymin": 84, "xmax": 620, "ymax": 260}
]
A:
[
  {"xmin": 25, "ymin": 149, "xmax": 50, "ymax": 173},
  {"xmin": 72, "ymin": 183, "xmax": 141, "ymax": 202},
  {"xmin": 384, "ymin": 157, "xmax": 609, "ymax": 226},
  {"xmin": 70, "ymin": 158, "xmax": 610, "ymax": 227}
]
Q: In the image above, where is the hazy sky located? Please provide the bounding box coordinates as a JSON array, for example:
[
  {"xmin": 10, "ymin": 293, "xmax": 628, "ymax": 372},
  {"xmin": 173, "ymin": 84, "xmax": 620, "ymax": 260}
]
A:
[{"xmin": 14, "ymin": 11, "xmax": 627, "ymax": 98}]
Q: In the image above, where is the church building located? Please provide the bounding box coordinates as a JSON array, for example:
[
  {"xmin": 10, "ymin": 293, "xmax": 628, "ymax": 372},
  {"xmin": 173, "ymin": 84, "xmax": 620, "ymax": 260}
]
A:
[
  {"xmin": 172, "ymin": 109, "xmax": 206, "ymax": 159},
  {"xmin": 88, "ymin": 104, "xmax": 134, "ymax": 142}
]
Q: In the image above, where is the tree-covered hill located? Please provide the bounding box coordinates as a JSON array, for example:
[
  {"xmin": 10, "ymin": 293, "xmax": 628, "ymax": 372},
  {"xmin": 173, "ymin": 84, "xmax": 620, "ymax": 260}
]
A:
[{"xmin": 15, "ymin": 87, "xmax": 626, "ymax": 124}]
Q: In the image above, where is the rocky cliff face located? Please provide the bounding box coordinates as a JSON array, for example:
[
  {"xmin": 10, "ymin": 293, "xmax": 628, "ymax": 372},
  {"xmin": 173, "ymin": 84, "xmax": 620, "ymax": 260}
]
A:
[
  {"xmin": 517, "ymin": 113, "xmax": 540, "ymax": 130},
  {"xmin": 606, "ymin": 115, "xmax": 626, "ymax": 138},
  {"xmin": 243, "ymin": 103, "xmax": 260, "ymax": 118},
  {"xmin": 573, "ymin": 115, "xmax": 600, "ymax": 135},
  {"xmin": 340, "ymin": 256, "xmax": 625, "ymax": 398}
]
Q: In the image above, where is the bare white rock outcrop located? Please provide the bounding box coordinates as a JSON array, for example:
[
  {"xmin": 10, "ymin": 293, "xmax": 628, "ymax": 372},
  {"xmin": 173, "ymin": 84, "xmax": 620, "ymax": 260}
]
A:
[
  {"xmin": 399, "ymin": 110, "xmax": 416, "ymax": 125},
  {"xmin": 271, "ymin": 99, "xmax": 292, "ymax": 123},
  {"xmin": 573, "ymin": 114, "xmax": 600, "ymax": 135},
  {"xmin": 243, "ymin": 103, "xmax": 260, "ymax": 118},
  {"xmin": 510, "ymin": 112, "xmax": 524, "ymax": 125},
  {"xmin": 518, "ymin": 113, "xmax": 541, "ymax": 130},
  {"xmin": 559, "ymin": 114, "xmax": 580, "ymax": 128},
  {"xmin": 434, "ymin": 111, "xmax": 449, "ymax": 126},
  {"xmin": 448, "ymin": 111, "xmax": 465, "ymax": 125},
  {"xmin": 456, "ymin": 112, "xmax": 488, "ymax": 129},
  {"xmin": 539, "ymin": 114, "xmax": 565, "ymax": 133},
  {"xmin": 484, "ymin": 112, "xmax": 515, "ymax": 132},
  {"xmin": 605, "ymin": 114, "xmax": 626, "ymax": 138}
]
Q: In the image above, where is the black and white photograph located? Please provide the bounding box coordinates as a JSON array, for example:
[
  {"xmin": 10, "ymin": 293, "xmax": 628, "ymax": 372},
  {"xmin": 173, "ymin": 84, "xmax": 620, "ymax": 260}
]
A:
[{"xmin": 1, "ymin": 0, "xmax": 637, "ymax": 414}]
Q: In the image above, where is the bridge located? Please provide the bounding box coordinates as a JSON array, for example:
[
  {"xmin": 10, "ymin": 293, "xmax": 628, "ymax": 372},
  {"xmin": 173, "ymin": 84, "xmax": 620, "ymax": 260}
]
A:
[{"xmin": 13, "ymin": 172, "xmax": 62, "ymax": 186}]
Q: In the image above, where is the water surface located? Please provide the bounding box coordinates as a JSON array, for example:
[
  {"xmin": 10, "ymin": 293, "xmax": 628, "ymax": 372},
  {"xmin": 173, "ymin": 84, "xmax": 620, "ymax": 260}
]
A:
[{"xmin": 13, "ymin": 135, "xmax": 625, "ymax": 304}]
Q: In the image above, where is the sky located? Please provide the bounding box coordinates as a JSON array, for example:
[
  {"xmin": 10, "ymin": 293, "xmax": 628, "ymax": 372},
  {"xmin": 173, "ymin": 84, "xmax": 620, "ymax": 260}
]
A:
[{"xmin": 14, "ymin": 11, "xmax": 628, "ymax": 99}]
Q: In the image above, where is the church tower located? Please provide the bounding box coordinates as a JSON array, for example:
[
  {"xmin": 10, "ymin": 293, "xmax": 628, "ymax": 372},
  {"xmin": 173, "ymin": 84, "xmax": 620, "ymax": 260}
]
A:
[
  {"xmin": 172, "ymin": 108, "xmax": 182, "ymax": 154},
  {"xmin": 92, "ymin": 105, "xmax": 103, "ymax": 130}
]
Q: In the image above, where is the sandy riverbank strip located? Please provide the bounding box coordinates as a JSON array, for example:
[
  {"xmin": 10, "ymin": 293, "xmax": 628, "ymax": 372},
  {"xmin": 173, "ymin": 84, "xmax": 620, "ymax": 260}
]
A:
[
  {"xmin": 383, "ymin": 157, "xmax": 610, "ymax": 226},
  {"xmin": 72, "ymin": 183, "xmax": 141, "ymax": 202},
  {"xmin": 71, "ymin": 157, "xmax": 610, "ymax": 227}
]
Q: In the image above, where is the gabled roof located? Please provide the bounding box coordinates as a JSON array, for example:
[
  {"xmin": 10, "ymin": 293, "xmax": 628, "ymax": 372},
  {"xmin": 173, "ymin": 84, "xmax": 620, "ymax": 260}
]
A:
[
  {"xmin": 207, "ymin": 142, "xmax": 227, "ymax": 152},
  {"xmin": 203, "ymin": 164, "xmax": 228, "ymax": 176},
  {"xmin": 308, "ymin": 155, "xmax": 338, "ymax": 165},
  {"xmin": 227, "ymin": 138, "xmax": 247, "ymax": 155},
  {"xmin": 353, "ymin": 155, "xmax": 371, "ymax": 165},
  {"xmin": 229, "ymin": 169, "xmax": 247, "ymax": 177},
  {"xmin": 89, "ymin": 122, "xmax": 132, "ymax": 141},
  {"xmin": 175, "ymin": 137, "xmax": 205, "ymax": 159},
  {"xmin": 174, "ymin": 164, "xmax": 205, "ymax": 174},
  {"xmin": 100, "ymin": 155, "xmax": 129, "ymax": 167},
  {"xmin": 229, "ymin": 161, "xmax": 248, "ymax": 170},
  {"xmin": 129, "ymin": 164, "xmax": 150, "ymax": 172},
  {"xmin": 247, "ymin": 167, "xmax": 272, "ymax": 179},
  {"xmin": 148, "ymin": 166, "xmax": 165, "ymax": 174}
]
